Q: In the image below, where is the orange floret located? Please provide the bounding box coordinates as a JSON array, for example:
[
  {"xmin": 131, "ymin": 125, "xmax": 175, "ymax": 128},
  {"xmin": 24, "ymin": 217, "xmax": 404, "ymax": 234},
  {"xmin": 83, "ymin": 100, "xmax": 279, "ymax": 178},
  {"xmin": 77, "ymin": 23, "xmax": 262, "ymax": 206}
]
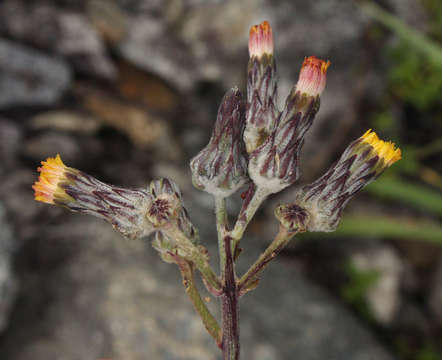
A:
[
  {"xmin": 32, "ymin": 154, "xmax": 71, "ymax": 204},
  {"xmin": 249, "ymin": 20, "xmax": 274, "ymax": 57},
  {"xmin": 361, "ymin": 129, "xmax": 402, "ymax": 167},
  {"xmin": 296, "ymin": 56, "xmax": 330, "ymax": 97}
]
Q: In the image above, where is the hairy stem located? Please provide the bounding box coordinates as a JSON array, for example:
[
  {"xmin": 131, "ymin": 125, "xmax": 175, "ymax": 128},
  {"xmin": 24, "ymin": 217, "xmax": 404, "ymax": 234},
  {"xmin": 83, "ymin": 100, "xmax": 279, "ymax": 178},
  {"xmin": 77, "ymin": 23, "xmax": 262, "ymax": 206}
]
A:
[
  {"xmin": 167, "ymin": 225, "xmax": 222, "ymax": 294},
  {"xmin": 175, "ymin": 258, "xmax": 222, "ymax": 346},
  {"xmin": 221, "ymin": 236, "xmax": 240, "ymax": 360},
  {"xmin": 231, "ymin": 186, "xmax": 270, "ymax": 248},
  {"xmin": 215, "ymin": 196, "xmax": 229, "ymax": 276},
  {"xmin": 238, "ymin": 226, "xmax": 296, "ymax": 295}
]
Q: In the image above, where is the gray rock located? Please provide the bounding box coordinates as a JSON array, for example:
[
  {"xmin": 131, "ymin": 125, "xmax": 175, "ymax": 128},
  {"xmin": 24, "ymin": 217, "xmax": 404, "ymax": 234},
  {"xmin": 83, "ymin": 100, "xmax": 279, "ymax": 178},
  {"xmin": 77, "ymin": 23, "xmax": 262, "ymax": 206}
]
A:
[
  {"xmin": 0, "ymin": 203, "xmax": 394, "ymax": 359},
  {"xmin": 0, "ymin": 202, "xmax": 18, "ymax": 333},
  {"xmin": 0, "ymin": 39, "xmax": 71, "ymax": 108},
  {"xmin": 0, "ymin": 169, "xmax": 43, "ymax": 227},
  {"xmin": 0, "ymin": 0, "xmax": 115, "ymax": 79},
  {"xmin": 23, "ymin": 132, "xmax": 82, "ymax": 164},
  {"xmin": 30, "ymin": 111, "xmax": 101, "ymax": 134},
  {"xmin": 0, "ymin": 118, "xmax": 22, "ymax": 169}
]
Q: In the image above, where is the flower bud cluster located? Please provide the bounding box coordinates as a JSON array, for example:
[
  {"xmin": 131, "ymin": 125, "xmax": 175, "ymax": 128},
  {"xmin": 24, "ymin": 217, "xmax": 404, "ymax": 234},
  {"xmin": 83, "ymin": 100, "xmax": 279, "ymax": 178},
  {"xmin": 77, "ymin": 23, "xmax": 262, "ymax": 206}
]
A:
[
  {"xmin": 190, "ymin": 21, "xmax": 331, "ymax": 198},
  {"xmin": 247, "ymin": 28, "xmax": 330, "ymax": 194}
]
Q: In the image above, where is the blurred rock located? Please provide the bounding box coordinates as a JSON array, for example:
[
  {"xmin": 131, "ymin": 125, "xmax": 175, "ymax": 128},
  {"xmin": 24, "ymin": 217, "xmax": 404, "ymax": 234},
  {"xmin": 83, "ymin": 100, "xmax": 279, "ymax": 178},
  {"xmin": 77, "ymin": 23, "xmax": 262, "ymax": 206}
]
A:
[
  {"xmin": 76, "ymin": 85, "xmax": 182, "ymax": 159},
  {"xmin": 0, "ymin": 39, "xmax": 71, "ymax": 108},
  {"xmin": 23, "ymin": 132, "xmax": 82, "ymax": 164},
  {"xmin": 350, "ymin": 246, "xmax": 404, "ymax": 326},
  {"xmin": 0, "ymin": 169, "xmax": 45, "ymax": 228},
  {"xmin": 115, "ymin": 61, "xmax": 179, "ymax": 113},
  {"xmin": 86, "ymin": 0, "xmax": 128, "ymax": 44},
  {"xmin": 31, "ymin": 111, "xmax": 100, "ymax": 134},
  {"xmin": 0, "ymin": 0, "xmax": 115, "ymax": 79},
  {"xmin": 0, "ymin": 202, "xmax": 18, "ymax": 334},
  {"xmin": 118, "ymin": 1, "xmax": 257, "ymax": 91},
  {"xmin": 0, "ymin": 119, "xmax": 22, "ymax": 170},
  {"xmin": 428, "ymin": 257, "xmax": 442, "ymax": 325},
  {"xmin": 55, "ymin": 13, "xmax": 116, "ymax": 79},
  {"xmin": 0, "ymin": 203, "xmax": 394, "ymax": 360}
]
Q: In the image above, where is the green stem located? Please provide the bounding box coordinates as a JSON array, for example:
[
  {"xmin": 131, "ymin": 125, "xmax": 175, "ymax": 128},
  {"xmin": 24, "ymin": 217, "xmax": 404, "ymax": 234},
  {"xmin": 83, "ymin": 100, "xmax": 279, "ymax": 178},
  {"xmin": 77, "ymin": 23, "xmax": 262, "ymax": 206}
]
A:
[
  {"xmin": 238, "ymin": 226, "xmax": 296, "ymax": 295},
  {"xmin": 167, "ymin": 225, "xmax": 222, "ymax": 294},
  {"xmin": 175, "ymin": 258, "xmax": 222, "ymax": 347}
]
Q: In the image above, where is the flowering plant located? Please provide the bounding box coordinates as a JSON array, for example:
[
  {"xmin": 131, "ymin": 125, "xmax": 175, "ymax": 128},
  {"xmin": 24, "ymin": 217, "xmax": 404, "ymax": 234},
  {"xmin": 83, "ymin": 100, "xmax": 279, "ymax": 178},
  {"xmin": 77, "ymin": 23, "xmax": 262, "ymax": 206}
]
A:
[{"xmin": 33, "ymin": 21, "xmax": 400, "ymax": 360}]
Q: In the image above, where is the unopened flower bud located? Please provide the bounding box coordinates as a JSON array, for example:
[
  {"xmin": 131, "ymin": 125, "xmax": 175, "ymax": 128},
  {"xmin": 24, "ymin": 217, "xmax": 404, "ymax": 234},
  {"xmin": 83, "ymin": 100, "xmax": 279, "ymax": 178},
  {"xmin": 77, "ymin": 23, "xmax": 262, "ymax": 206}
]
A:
[
  {"xmin": 190, "ymin": 87, "xmax": 249, "ymax": 198},
  {"xmin": 293, "ymin": 130, "xmax": 401, "ymax": 232},
  {"xmin": 247, "ymin": 56, "xmax": 330, "ymax": 193},
  {"xmin": 296, "ymin": 56, "xmax": 330, "ymax": 97},
  {"xmin": 33, "ymin": 155, "xmax": 155, "ymax": 240},
  {"xmin": 244, "ymin": 21, "xmax": 279, "ymax": 154}
]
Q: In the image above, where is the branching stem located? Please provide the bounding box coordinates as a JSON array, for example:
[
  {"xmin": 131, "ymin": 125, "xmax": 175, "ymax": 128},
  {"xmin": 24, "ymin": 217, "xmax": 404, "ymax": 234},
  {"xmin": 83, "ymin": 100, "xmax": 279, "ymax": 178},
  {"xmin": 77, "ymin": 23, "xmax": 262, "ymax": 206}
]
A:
[
  {"xmin": 166, "ymin": 225, "xmax": 222, "ymax": 294},
  {"xmin": 231, "ymin": 186, "xmax": 270, "ymax": 248},
  {"xmin": 238, "ymin": 226, "xmax": 296, "ymax": 295},
  {"xmin": 175, "ymin": 258, "xmax": 222, "ymax": 346}
]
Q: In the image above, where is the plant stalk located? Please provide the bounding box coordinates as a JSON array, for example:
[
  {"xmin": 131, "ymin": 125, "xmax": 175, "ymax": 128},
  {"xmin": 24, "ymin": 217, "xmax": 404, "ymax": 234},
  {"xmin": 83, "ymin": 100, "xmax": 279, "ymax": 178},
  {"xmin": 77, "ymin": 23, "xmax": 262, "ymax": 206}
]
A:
[
  {"xmin": 175, "ymin": 258, "xmax": 222, "ymax": 346},
  {"xmin": 221, "ymin": 236, "xmax": 240, "ymax": 360},
  {"xmin": 215, "ymin": 196, "xmax": 229, "ymax": 276},
  {"xmin": 238, "ymin": 226, "xmax": 296, "ymax": 295},
  {"xmin": 231, "ymin": 186, "xmax": 269, "ymax": 247}
]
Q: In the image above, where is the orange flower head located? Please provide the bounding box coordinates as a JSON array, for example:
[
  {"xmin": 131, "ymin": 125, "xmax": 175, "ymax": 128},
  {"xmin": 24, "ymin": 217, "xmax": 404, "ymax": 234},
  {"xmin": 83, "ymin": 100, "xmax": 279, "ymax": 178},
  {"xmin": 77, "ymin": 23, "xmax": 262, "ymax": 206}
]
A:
[
  {"xmin": 296, "ymin": 56, "xmax": 330, "ymax": 97},
  {"xmin": 361, "ymin": 129, "xmax": 401, "ymax": 167},
  {"xmin": 249, "ymin": 20, "xmax": 274, "ymax": 58},
  {"xmin": 32, "ymin": 154, "xmax": 73, "ymax": 204}
]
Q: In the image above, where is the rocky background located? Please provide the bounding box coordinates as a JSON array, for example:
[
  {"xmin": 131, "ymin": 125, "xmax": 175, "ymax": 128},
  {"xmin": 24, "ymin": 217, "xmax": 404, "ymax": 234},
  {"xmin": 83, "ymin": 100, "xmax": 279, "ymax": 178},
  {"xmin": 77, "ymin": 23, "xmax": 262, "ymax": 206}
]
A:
[{"xmin": 0, "ymin": 0, "xmax": 441, "ymax": 359}]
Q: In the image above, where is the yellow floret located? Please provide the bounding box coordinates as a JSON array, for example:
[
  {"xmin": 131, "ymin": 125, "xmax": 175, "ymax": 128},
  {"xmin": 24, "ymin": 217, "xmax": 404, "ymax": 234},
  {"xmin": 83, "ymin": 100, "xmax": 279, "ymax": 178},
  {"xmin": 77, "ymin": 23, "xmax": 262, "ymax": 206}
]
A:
[
  {"xmin": 32, "ymin": 154, "xmax": 72, "ymax": 204},
  {"xmin": 361, "ymin": 129, "xmax": 402, "ymax": 167}
]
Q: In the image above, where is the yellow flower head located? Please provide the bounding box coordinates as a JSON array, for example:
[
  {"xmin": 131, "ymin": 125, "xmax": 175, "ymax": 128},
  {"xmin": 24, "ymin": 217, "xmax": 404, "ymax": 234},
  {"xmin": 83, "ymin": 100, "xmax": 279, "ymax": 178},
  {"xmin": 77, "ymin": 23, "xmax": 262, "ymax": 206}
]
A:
[
  {"xmin": 361, "ymin": 129, "xmax": 402, "ymax": 167},
  {"xmin": 32, "ymin": 154, "xmax": 73, "ymax": 204}
]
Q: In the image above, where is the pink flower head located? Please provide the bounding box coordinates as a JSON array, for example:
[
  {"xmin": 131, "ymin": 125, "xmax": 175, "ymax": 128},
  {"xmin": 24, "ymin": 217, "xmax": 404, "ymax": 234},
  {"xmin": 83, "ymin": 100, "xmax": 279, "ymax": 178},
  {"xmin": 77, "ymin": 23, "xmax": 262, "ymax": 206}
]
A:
[
  {"xmin": 296, "ymin": 56, "xmax": 330, "ymax": 97},
  {"xmin": 248, "ymin": 21, "xmax": 274, "ymax": 58}
]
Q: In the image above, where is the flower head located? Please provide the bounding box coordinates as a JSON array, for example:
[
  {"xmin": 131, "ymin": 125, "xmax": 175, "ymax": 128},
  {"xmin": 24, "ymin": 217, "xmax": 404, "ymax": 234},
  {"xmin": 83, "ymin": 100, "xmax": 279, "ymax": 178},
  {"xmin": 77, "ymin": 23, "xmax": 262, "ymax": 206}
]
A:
[
  {"xmin": 245, "ymin": 21, "xmax": 278, "ymax": 154},
  {"xmin": 286, "ymin": 130, "xmax": 401, "ymax": 232},
  {"xmin": 296, "ymin": 56, "xmax": 330, "ymax": 97},
  {"xmin": 33, "ymin": 154, "xmax": 155, "ymax": 240},
  {"xmin": 248, "ymin": 20, "xmax": 273, "ymax": 58},
  {"xmin": 32, "ymin": 154, "xmax": 74, "ymax": 204}
]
